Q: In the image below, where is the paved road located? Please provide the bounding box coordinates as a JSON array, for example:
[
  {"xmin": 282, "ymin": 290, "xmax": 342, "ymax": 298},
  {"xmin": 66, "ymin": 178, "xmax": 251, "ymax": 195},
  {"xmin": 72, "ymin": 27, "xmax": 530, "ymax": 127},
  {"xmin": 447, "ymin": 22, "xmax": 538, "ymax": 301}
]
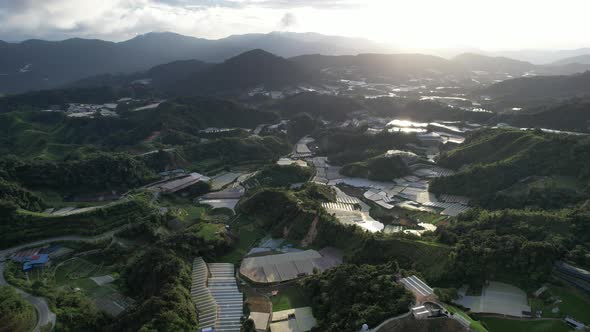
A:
[
  {"xmin": 0, "ymin": 223, "xmax": 134, "ymax": 332},
  {"xmin": 370, "ymin": 311, "xmax": 412, "ymax": 331},
  {"xmin": 0, "ymin": 262, "xmax": 56, "ymax": 332}
]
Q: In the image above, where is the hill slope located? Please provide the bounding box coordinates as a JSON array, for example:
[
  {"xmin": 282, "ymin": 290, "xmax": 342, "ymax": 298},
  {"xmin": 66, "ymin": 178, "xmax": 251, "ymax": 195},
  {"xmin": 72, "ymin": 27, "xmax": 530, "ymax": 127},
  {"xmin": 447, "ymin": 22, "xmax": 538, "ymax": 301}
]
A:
[
  {"xmin": 498, "ymin": 99, "xmax": 590, "ymax": 132},
  {"xmin": 482, "ymin": 71, "xmax": 590, "ymax": 103},
  {"xmin": 430, "ymin": 129, "xmax": 590, "ymax": 208}
]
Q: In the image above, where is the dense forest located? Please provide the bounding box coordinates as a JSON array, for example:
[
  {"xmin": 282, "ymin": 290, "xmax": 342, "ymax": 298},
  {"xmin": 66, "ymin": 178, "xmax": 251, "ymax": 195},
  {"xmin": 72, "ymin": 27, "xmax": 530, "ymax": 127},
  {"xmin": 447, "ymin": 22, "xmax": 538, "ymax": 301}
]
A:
[
  {"xmin": 184, "ymin": 136, "xmax": 291, "ymax": 171},
  {"xmin": 0, "ymin": 153, "xmax": 156, "ymax": 195},
  {"xmin": 302, "ymin": 263, "xmax": 413, "ymax": 332},
  {"xmin": 317, "ymin": 130, "xmax": 418, "ymax": 165},
  {"xmin": 340, "ymin": 154, "xmax": 409, "ymax": 181},
  {"xmin": 436, "ymin": 206, "xmax": 590, "ymax": 279}
]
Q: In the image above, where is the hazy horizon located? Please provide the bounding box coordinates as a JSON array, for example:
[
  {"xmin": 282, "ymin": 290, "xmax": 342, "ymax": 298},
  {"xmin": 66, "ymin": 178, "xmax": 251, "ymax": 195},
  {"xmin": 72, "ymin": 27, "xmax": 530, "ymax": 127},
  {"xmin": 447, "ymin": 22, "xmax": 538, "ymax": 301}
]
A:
[{"xmin": 2, "ymin": 0, "xmax": 590, "ymax": 52}]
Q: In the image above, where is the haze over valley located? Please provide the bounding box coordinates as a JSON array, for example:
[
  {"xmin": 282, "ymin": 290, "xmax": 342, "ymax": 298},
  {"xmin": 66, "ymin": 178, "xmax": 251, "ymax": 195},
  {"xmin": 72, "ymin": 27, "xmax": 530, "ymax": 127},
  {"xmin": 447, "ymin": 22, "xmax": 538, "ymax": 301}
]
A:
[{"xmin": 1, "ymin": 2, "xmax": 590, "ymax": 332}]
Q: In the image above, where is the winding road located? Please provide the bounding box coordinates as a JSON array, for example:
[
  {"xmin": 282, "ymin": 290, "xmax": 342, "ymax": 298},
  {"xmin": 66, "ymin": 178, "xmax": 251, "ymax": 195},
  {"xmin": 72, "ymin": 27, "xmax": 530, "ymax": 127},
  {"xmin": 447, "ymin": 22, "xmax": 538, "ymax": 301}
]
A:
[
  {"xmin": 0, "ymin": 223, "xmax": 134, "ymax": 332},
  {"xmin": 0, "ymin": 261, "xmax": 56, "ymax": 332}
]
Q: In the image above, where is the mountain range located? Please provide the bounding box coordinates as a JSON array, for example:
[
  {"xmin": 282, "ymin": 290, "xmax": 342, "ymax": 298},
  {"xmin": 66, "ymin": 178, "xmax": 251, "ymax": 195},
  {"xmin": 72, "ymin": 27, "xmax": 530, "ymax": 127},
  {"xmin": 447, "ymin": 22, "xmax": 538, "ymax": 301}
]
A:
[
  {"xmin": 0, "ymin": 31, "xmax": 384, "ymax": 94},
  {"xmin": 0, "ymin": 32, "xmax": 590, "ymax": 95}
]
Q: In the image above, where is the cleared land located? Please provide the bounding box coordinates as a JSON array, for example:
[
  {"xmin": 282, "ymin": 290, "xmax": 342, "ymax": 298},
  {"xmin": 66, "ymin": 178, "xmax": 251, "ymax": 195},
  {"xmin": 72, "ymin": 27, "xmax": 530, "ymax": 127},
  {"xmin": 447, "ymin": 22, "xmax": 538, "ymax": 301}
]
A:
[
  {"xmin": 270, "ymin": 286, "xmax": 309, "ymax": 312},
  {"xmin": 219, "ymin": 219, "xmax": 265, "ymax": 264}
]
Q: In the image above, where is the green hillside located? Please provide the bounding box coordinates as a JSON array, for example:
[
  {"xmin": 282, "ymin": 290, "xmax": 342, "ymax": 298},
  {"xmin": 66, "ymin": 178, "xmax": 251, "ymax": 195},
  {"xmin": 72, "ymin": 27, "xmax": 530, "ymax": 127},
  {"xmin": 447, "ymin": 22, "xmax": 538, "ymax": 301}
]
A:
[
  {"xmin": 1, "ymin": 197, "xmax": 155, "ymax": 248},
  {"xmin": 430, "ymin": 129, "xmax": 590, "ymax": 207},
  {"xmin": 341, "ymin": 154, "xmax": 409, "ymax": 181}
]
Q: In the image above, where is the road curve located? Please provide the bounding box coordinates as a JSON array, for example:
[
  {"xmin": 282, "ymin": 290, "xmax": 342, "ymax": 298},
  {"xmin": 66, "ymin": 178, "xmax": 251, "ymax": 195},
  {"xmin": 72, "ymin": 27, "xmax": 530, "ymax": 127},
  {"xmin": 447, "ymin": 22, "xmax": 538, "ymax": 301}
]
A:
[
  {"xmin": 0, "ymin": 223, "xmax": 134, "ymax": 332},
  {"xmin": 0, "ymin": 262, "xmax": 56, "ymax": 332}
]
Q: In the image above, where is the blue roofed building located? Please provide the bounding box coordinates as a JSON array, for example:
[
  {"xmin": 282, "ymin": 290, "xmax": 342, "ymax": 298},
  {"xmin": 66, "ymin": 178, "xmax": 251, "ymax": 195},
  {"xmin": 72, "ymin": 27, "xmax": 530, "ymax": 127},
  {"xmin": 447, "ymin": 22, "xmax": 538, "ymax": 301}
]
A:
[{"xmin": 22, "ymin": 254, "xmax": 50, "ymax": 272}]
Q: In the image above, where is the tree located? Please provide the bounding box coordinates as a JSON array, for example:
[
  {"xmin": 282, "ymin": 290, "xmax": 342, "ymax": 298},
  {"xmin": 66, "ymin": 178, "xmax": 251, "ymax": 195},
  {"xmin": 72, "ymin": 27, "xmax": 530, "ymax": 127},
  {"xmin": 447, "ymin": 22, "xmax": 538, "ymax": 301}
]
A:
[
  {"xmin": 301, "ymin": 263, "xmax": 413, "ymax": 332},
  {"xmin": 241, "ymin": 318, "xmax": 256, "ymax": 332},
  {"xmin": 288, "ymin": 112, "xmax": 316, "ymax": 141},
  {"xmin": 0, "ymin": 286, "xmax": 36, "ymax": 332}
]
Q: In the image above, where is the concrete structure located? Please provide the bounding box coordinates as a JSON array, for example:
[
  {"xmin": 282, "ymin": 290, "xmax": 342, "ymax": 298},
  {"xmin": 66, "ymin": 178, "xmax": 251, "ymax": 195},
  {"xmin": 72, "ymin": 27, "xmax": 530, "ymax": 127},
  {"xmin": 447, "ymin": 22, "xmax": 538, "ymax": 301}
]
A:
[
  {"xmin": 270, "ymin": 307, "xmax": 317, "ymax": 332},
  {"xmin": 400, "ymin": 275, "xmax": 434, "ymax": 299},
  {"xmin": 249, "ymin": 312, "xmax": 270, "ymax": 332},
  {"xmin": 410, "ymin": 303, "xmax": 442, "ymax": 319},
  {"xmin": 456, "ymin": 282, "xmax": 531, "ymax": 317}
]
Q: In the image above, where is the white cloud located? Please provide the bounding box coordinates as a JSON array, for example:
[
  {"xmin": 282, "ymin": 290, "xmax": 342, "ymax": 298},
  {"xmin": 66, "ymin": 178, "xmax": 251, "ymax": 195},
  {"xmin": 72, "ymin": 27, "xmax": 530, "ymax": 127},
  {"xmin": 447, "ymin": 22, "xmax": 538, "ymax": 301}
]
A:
[{"xmin": 0, "ymin": 0, "xmax": 589, "ymax": 50}]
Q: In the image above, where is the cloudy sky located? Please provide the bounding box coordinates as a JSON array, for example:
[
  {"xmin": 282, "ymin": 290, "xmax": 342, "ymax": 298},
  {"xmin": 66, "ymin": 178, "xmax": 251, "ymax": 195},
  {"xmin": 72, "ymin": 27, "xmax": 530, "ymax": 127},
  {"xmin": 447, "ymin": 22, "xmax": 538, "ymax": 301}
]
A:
[{"xmin": 1, "ymin": 0, "xmax": 589, "ymax": 50}]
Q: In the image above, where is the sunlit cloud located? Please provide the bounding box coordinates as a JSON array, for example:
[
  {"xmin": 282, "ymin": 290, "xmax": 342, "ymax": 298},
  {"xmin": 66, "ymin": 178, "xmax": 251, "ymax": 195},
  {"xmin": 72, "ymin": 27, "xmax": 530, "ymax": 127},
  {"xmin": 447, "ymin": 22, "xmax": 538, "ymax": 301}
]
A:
[{"xmin": 0, "ymin": 0, "xmax": 589, "ymax": 50}]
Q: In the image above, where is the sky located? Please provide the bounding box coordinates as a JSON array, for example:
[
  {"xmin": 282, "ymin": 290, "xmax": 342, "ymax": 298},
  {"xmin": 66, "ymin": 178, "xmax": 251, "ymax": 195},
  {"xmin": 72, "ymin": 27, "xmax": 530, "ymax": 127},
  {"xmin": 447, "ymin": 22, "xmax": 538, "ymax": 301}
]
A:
[{"xmin": 1, "ymin": 0, "xmax": 590, "ymax": 51}]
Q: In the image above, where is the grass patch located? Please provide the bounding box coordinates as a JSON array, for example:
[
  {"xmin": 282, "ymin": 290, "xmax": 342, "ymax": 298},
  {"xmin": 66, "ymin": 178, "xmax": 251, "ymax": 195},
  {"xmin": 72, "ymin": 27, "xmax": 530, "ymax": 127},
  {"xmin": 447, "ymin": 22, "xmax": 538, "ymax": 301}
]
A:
[
  {"xmin": 218, "ymin": 217, "xmax": 265, "ymax": 264},
  {"xmin": 271, "ymin": 286, "xmax": 310, "ymax": 312},
  {"xmin": 480, "ymin": 318, "xmax": 571, "ymax": 332},
  {"xmin": 54, "ymin": 258, "xmax": 100, "ymax": 284},
  {"xmin": 195, "ymin": 223, "xmax": 226, "ymax": 242},
  {"xmin": 444, "ymin": 305, "xmax": 488, "ymax": 332},
  {"xmin": 393, "ymin": 207, "xmax": 450, "ymax": 225}
]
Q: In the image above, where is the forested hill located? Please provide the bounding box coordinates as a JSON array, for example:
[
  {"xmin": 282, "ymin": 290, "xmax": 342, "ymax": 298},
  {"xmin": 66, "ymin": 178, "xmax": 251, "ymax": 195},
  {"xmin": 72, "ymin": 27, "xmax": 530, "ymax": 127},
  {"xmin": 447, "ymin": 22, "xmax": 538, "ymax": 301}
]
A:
[
  {"xmin": 430, "ymin": 129, "xmax": 590, "ymax": 209},
  {"xmin": 171, "ymin": 49, "xmax": 317, "ymax": 95},
  {"xmin": 70, "ymin": 59, "xmax": 212, "ymax": 91},
  {"xmin": 0, "ymin": 97, "xmax": 278, "ymax": 157},
  {"xmin": 497, "ymin": 98, "xmax": 590, "ymax": 133},
  {"xmin": 482, "ymin": 71, "xmax": 590, "ymax": 103}
]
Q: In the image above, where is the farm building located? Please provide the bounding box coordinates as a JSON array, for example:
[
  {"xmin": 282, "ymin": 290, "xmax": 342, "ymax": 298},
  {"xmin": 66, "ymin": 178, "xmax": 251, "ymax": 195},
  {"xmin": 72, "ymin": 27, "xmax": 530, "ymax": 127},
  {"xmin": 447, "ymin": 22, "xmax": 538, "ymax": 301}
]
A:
[
  {"xmin": 555, "ymin": 261, "xmax": 590, "ymax": 295},
  {"xmin": 411, "ymin": 303, "xmax": 443, "ymax": 319},
  {"xmin": 147, "ymin": 172, "xmax": 210, "ymax": 193},
  {"xmin": 249, "ymin": 312, "xmax": 270, "ymax": 332},
  {"xmin": 240, "ymin": 249, "xmax": 342, "ymax": 284},
  {"xmin": 565, "ymin": 317, "xmax": 586, "ymax": 330},
  {"xmin": 555, "ymin": 261, "xmax": 590, "ymax": 282},
  {"xmin": 191, "ymin": 258, "xmax": 243, "ymax": 332},
  {"xmin": 22, "ymin": 254, "xmax": 49, "ymax": 272},
  {"xmin": 456, "ymin": 282, "xmax": 531, "ymax": 317},
  {"xmin": 198, "ymin": 186, "xmax": 245, "ymax": 211}
]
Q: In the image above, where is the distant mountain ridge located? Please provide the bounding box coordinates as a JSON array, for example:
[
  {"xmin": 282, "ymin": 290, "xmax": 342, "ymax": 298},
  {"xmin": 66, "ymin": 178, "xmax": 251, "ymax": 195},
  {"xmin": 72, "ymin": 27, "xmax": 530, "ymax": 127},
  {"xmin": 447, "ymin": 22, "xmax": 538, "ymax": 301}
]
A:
[{"xmin": 0, "ymin": 31, "xmax": 385, "ymax": 94}]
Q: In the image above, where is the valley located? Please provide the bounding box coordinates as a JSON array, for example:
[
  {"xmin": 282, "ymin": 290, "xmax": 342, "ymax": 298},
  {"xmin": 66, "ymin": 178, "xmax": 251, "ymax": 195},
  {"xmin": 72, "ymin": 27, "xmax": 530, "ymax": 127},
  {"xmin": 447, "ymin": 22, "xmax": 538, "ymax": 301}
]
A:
[{"xmin": 1, "ymin": 38, "xmax": 590, "ymax": 332}]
